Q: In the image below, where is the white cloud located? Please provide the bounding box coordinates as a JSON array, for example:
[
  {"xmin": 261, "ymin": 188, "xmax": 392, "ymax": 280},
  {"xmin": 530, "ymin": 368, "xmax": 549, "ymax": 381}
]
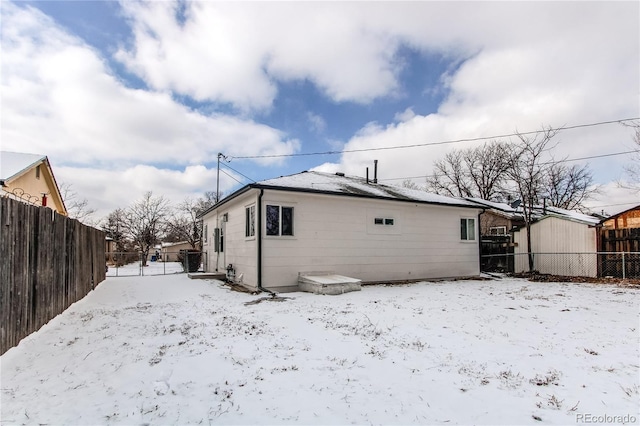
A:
[
  {"xmin": 2, "ymin": 1, "xmax": 638, "ymax": 220},
  {"xmin": 55, "ymin": 164, "xmax": 242, "ymax": 219},
  {"xmin": 1, "ymin": 2, "xmax": 299, "ymax": 218},
  {"xmin": 394, "ymin": 108, "xmax": 416, "ymax": 123},
  {"xmin": 312, "ymin": 2, "xmax": 639, "ymax": 206}
]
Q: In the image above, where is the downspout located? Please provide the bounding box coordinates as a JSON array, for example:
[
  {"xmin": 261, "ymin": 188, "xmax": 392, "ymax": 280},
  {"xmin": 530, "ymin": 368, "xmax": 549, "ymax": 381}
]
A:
[
  {"xmin": 256, "ymin": 189, "xmax": 274, "ymax": 295},
  {"xmin": 478, "ymin": 208, "xmax": 485, "ymax": 275}
]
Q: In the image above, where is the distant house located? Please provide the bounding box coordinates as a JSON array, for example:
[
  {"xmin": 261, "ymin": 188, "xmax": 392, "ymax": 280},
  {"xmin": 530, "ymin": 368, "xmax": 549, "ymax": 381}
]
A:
[
  {"xmin": 465, "ymin": 198, "xmax": 525, "ymax": 236},
  {"xmin": 512, "ymin": 209, "xmax": 601, "ymax": 277},
  {"xmin": 160, "ymin": 241, "xmax": 194, "ymax": 262},
  {"xmin": 198, "ymin": 171, "xmax": 484, "ymax": 293},
  {"xmin": 0, "ymin": 151, "xmax": 67, "ymax": 216},
  {"xmin": 601, "ymin": 205, "xmax": 640, "ymax": 230}
]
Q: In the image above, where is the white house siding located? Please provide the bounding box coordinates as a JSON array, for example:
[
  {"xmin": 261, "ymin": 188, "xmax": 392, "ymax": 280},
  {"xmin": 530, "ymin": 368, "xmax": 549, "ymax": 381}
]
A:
[
  {"xmin": 513, "ymin": 216, "xmax": 597, "ymax": 277},
  {"xmin": 202, "ymin": 192, "xmax": 259, "ymax": 287},
  {"xmin": 261, "ymin": 191, "xmax": 481, "ymax": 291}
]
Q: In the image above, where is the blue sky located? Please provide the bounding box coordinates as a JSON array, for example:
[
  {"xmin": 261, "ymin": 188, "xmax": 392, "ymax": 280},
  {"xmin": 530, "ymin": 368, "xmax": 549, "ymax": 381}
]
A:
[{"xmin": 1, "ymin": 1, "xmax": 639, "ymax": 219}]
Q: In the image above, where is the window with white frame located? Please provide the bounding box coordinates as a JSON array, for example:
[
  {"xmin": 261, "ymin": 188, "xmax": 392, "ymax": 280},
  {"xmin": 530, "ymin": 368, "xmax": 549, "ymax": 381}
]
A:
[
  {"xmin": 460, "ymin": 218, "xmax": 476, "ymax": 241},
  {"xmin": 245, "ymin": 205, "xmax": 256, "ymax": 237},
  {"xmin": 203, "ymin": 224, "xmax": 208, "ymax": 243},
  {"xmin": 266, "ymin": 205, "xmax": 294, "ymax": 236},
  {"xmin": 489, "ymin": 226, "xmax": 507, "ymax": 236}
]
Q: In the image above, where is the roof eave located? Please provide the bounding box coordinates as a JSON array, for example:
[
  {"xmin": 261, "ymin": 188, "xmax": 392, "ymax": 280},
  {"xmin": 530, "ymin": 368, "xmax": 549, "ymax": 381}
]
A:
[{"xmin": 249, "ymin": 183, "xmax": 483, "ymax": 210}]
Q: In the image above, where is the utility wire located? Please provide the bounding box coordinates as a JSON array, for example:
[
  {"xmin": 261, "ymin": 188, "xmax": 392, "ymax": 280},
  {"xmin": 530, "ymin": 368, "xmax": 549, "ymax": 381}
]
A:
[
  {"xmin": 219, "ymin": 168, "xmax": 245, "ymax": 186},
  {"xmin": 228, "ymin": 117, "xmax": 639, "ymax": 160},
  {"xmin": 379, "ymin": 149, "xmax": 638, "ymax": 182},
  {"xmin": 220, "ymin": 161, "xmax": 256, "ymax": 184}
]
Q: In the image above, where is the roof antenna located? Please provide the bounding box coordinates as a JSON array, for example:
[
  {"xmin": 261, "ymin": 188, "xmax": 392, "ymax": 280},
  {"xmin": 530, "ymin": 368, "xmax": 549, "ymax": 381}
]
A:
[{"xmin": 373, "ymin": 160, "xmax": 378, "ymax": 184}]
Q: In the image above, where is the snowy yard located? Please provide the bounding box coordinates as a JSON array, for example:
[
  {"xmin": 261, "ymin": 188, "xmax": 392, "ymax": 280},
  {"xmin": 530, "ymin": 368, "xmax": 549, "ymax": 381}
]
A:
[{"xmin": 1, "ymin": 275, "xmax": 638, "ymax": 425}]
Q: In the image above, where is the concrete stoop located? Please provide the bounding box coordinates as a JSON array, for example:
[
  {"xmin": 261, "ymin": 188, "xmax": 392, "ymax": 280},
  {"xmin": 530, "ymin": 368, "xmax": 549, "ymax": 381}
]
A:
[
  {"xmin": 298, "ymin": 272, "xmax": 362, "ymax": 295},
  {"xmin": 188, "ymin": 272, "xmax": 227, "ymax": 280}
]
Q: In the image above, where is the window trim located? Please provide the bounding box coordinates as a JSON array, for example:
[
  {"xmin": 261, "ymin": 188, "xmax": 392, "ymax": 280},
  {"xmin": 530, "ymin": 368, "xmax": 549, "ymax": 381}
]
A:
[
  {"xmin": 265, "ymin": 204, "xmax": 294, "ymax": 237},
  {"xmin": 489, "ymin": 226, "xmax": 507, "ymax": 236},
  {"xmin": 245, "ymin": 204, "xmax": 256, "ymax": 238},
  {"xmin": 460, "ymin": 218, "xmax": 476, "ymax": 242}
]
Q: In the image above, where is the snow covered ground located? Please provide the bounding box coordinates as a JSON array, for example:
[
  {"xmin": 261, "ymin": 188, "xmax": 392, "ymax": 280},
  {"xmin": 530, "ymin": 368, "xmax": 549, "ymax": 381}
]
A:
[{"xmin": 1, "ymin": 275, "xmax": 638, "ymax": 425}]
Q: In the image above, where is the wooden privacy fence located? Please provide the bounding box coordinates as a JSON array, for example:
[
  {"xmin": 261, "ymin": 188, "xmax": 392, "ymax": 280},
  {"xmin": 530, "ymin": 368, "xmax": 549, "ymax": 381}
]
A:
[
  {"xmin": 0, "ymin": 197, "xmax": 106, "ymax": 355},
  {"xmin": 599, "ymin": 228, "xmax": 640, "ymax": 279}
]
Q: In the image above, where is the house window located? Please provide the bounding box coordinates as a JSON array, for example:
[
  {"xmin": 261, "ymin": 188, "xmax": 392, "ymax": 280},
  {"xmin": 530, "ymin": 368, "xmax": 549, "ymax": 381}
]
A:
[
  {"xmin": 203, "ymin": 224, "xmax": 208, "ymax": 243},
  {"xmin": 489, "ymin": 226, "xmax": 507, "ymax": 236},
  {"xmin": 460, "ymin": 218, "xmax": 476, "ymax": 241},
  {"xmin": 214, "ymin": 227, "xmax": 224, "ymax": 252},
  {"xmin": 245, "ymin": 205, "xmax": 255, "ymax": 237},
  {"xmin": 266, "ymin": 205, "xmax": 294, "ymax": 236},
  {"xmin": 374, "ymin": 217, "xmax": 395, "ymax": 225},
  {"xmin": 36, "ymin": 165, "xmax": 41, "ymax": 179}
]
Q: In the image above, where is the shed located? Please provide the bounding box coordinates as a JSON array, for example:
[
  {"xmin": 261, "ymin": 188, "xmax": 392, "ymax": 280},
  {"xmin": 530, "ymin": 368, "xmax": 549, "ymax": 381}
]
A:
[{"xmin": 513, "ymin": 210, "xmax": 600, "ymax": 277}]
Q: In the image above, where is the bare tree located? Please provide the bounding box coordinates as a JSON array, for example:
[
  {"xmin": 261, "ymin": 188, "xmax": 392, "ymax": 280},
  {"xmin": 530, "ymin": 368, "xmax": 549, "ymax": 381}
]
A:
[
  {"xmin": 543, "ymin": 163, "xmax": 596, "ymax": 210},
  {"xmin": 164, "ymin": 194, "xmax": 216, "ymax": 249},
  {"xmin": 463, "ymin": 141, "xmax": 512, "ymax": 200},
  {"xmin": 60, "ymin": 182, "xmax": 96, "ymax": 225},
  {"xmin": 426, "ymin": 150, "xmax": 471, "ymax": 198},
  {"xmin": 103, "ymin": 208, "xmax": 127, "ymax": 252},
  {"xmin": 120, "ymin": 192, "xmax": 170, "ymax": 267},
  {"xmin": 506, "ymin": 127, "xmax": 559, "ymax": 272},
  {"xmin": 401, "ymin": 179, "xmax": 423, "ymax": 190},
  {"xmin": 425, "ymin": 141, "xmax": 511, "ymax": 200}
]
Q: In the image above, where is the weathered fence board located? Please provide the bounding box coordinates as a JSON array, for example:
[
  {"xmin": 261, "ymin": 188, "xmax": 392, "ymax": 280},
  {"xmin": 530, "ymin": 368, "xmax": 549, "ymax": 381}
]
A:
[
  {"xmin": 0, "ymin": 197, "xmax": 105, "ymax": 355},
  {"xmin": 599, "ymin": 228, "xmax": 640, "ymax": 278}
]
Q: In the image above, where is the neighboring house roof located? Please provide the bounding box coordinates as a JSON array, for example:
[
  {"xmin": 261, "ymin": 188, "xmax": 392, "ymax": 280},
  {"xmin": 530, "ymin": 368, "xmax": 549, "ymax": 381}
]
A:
[
  {"xmin": 161, "ymin": 241, "xmax": 190, "ymax": 248},
  {"xmin": 0, "ymin": 151, "xmax": 67, "ymax": 215},
  {"xmin": 0, "ymin": 152, "xmax": 47, "ymax": 182},
  {"xmin": 199, "ymin": 171, "xmax": 483, "ymax": 218},
  {"xmin": 467, "ymin": 197, "xmax": 601, "ymax": 227},
  {"xmin": 466, "ymin": 198, "xmax": 518, "ymax": 214},
  {"xmin": 602, "ymin": 204, "xmax": 640, "ymax": 222}
]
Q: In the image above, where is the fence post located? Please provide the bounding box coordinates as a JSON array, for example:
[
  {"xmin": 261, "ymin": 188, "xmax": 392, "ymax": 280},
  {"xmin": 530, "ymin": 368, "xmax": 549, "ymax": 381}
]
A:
[
  {"xmin": 622, "ymin": 252, "xmax": 626, "ymax": 280},
  {"xmin": 140, "ymin": 252, "xmax": 144, "ymax": 276}
]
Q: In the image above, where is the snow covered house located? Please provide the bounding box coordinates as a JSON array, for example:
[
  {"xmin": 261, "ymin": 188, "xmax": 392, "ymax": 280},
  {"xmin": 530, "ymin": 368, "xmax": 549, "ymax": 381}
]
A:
[
  {"xmin": 198, "ymin": 171, "xmax": 484, "ymax": 293},
  {"xmin": 512, "ymin": 207, "xmax": 601, "ymax": 277},
  {"xmin": 465, "ymin": 198, "xmax": 525, "ymax": 236},
  {"xmin": 0, "ymin": 151, "xmax": 67, "ymax": 215}
]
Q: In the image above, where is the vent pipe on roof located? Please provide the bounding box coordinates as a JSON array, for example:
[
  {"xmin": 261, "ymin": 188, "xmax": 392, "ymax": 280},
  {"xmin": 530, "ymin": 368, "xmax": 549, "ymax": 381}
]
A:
[
  {"xmin": 366, "ymin": 167, "xmax": 370, "ymax": 184},
  {"xmin": 373, "ymin": 160, "xmax": 378, "ymax": 184}
]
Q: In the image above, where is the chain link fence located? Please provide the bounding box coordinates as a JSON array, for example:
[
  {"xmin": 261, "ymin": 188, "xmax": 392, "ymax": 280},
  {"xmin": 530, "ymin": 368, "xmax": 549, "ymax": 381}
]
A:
[
  {"xmin": 481, "ymin": 252, "xmax": 640, "ymax": 279},
  {"xmin": 106, "ymin": 251, "xmax": 207, "ymax": 277}
]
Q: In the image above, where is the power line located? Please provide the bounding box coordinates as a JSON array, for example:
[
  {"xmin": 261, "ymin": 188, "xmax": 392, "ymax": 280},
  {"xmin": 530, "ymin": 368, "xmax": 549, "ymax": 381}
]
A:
[
  {"xmin": 588, "ymin": 201, "xmax": 639, "ymax": 209},
  {"xmin": 221, "ymin": 161, "xmax": 256, "ymax": 184},
  {"xmin": 378, "ymin": 149, "xmax": 639, "ymax": 182},
  {"xmin": 229, "ymin": 117, "xmax": 639, "ymax": 160},
  {"xmin": 219, "ymin": 168, "xmax": 245, "ymax": 186}
]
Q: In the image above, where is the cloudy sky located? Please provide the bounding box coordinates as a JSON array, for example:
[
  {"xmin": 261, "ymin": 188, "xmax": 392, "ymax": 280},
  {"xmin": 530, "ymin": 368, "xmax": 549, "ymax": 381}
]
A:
[{"xmin": 1, "ymin": 1, "xmax": 638, "ymax": 220}]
